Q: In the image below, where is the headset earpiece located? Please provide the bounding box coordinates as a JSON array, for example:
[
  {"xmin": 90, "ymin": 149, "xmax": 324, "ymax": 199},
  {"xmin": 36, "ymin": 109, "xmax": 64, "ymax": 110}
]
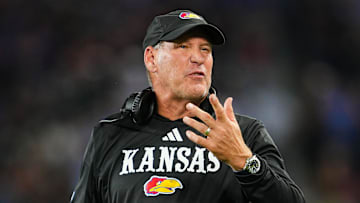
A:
[{"xmin": 123, "ymin": 87, "xmax": 156, "ymax": 125}]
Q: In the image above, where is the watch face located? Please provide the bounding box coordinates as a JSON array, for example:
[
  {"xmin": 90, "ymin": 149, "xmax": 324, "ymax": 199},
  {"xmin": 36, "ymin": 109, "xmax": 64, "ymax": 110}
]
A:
[
  {"xmin": 246, "ymin": 155, "xmax": 261, "ymax": 174},
  {"xmin": 249, "ymin": 160, "xmax": 259, "ymax": 173}
]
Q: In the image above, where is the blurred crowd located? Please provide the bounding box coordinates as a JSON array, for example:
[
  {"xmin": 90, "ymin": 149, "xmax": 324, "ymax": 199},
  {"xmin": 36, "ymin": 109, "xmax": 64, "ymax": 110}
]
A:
[{"xmin": 1, "ymin": 0, "xmax": 359, "ymax": 202}]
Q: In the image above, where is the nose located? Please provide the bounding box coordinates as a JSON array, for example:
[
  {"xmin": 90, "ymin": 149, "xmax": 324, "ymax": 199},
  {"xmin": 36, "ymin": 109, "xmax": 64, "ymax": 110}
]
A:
[{"xmin": 190, "ymin": 48, "xmax": 205, "ymax": 65}]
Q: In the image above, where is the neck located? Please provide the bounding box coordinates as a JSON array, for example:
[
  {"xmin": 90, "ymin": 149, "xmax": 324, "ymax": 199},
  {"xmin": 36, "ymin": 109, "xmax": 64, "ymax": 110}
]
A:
[{"xmin": 156, "ymin": 93, "xmax": 204, "ymax": 121}]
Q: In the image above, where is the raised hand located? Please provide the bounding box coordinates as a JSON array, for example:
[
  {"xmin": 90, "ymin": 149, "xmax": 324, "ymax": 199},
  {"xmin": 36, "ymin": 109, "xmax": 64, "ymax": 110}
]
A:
[{"xmin": 183, "ymin": 94, "xmax": 253, "ymax": 171}]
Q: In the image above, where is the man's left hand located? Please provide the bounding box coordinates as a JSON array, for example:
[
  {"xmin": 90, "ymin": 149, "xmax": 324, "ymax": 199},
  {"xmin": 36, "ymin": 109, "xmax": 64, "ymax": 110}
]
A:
[{"xmin": 183, "ymin": 94, "xmax": 253, "ymax": 171}]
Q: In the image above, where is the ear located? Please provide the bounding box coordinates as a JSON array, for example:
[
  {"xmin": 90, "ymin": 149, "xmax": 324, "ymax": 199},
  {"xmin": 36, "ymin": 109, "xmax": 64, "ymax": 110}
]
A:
[{"xmin": 144, "ymin": 46, "xmax": 157, "ymax": 73}]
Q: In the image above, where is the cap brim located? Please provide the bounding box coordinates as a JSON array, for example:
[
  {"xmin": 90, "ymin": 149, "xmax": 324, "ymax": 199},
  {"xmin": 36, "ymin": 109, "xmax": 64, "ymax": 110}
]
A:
[{"xmin": 160, "ymin": 23, "xmax": 225, "ymax": 45}]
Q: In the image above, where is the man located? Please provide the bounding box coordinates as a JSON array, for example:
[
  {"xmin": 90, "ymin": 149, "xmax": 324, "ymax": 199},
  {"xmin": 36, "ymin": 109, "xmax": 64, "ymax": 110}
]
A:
[{"xmin": 71, "ymin": 10, "xmax": 305, "ymax": 202}]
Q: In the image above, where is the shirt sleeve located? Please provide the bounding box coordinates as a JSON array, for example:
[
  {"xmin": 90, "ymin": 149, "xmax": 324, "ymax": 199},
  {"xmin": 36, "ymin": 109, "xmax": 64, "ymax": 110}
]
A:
[
  {"xmin": 70, "ymin": 130, "xmax": 99, "ymax": 203},
  {"xmin": 235, "ymin": 118, "xmax": 306, "ymax": 203}
]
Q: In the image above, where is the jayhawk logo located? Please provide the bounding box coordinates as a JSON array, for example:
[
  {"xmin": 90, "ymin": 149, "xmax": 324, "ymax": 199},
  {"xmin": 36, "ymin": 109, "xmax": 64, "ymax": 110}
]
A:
[
  {"xmin": 179, "ymin": 12, "xmax": 202, "ymax": 20},
  {"xmin": 144, "ymin": 175, "xmax": 183, "ymax": 196}
]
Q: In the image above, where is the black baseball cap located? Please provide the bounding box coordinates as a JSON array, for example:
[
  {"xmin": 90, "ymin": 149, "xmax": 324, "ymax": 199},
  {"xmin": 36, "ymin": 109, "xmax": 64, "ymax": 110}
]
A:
[{"xmin": 143, "ymin": 10, "xmax": 225, "ymax": 50}]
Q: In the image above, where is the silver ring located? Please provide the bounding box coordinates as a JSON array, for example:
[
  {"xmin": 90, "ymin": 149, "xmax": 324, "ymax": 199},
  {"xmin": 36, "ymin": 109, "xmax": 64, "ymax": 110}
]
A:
[{"xmin": 204, "ymin": 127, "xmax": 211, "ymax": 136}]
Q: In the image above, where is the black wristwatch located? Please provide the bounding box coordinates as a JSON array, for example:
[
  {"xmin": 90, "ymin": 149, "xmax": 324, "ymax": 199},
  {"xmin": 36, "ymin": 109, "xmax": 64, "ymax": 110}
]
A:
[{"xmin": 243, "ymin": 154, "xmax": 261, "ymax": 174}]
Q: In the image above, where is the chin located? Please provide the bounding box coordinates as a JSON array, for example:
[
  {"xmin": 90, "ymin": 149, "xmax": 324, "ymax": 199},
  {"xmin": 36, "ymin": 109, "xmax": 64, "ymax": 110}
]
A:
[{"xmin": 184, "ymin": 85, "xmax": 209, "ymax": 101}]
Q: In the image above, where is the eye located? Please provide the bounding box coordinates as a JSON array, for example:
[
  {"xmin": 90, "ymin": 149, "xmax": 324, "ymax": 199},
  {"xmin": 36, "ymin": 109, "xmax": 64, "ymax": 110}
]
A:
[
  {"xmin": 201, "ymin": 47, "xmax": 211, "ymax": 53},
  {"xmin": 174, "ymin": 43, "xmax": 188, "ymax": 49}
]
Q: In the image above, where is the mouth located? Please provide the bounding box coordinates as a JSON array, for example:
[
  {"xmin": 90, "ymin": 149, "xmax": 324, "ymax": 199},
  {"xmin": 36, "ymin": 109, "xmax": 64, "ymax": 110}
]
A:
[{"xmin": 187, "ymin": 71, "xmax": 205, "ymax": 79}]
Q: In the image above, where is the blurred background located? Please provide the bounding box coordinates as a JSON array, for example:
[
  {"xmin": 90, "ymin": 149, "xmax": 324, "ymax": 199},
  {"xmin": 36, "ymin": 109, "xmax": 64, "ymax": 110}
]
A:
[{"xmin": 1, "ymin": 0, "xmax": 359, "ymax": 202}]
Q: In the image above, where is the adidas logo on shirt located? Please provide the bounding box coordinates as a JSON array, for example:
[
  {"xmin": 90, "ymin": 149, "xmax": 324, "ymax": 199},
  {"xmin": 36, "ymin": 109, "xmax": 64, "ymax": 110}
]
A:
[{"xmin": 162, "ymin": 128, "xmax": 183, "ymax": 142}]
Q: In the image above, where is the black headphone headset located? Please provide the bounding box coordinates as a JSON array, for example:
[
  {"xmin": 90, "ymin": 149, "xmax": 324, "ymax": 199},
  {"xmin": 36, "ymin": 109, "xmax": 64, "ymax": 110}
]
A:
[{"xmin": 122, "ymin": 87, "xmax": 216, "ymax": 125}]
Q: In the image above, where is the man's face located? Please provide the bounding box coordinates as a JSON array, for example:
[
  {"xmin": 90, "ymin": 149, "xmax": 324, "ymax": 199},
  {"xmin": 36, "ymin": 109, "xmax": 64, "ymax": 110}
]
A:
[{"xmin": 153, "ymin": 35, "xmax": 213, "ymax": 102}]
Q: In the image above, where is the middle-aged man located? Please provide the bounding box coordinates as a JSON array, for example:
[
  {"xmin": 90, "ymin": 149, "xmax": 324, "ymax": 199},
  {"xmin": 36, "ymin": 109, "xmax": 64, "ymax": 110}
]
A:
[{"xmin": 71, "ymin": 9, "xmax": 306, "ymax": 203}]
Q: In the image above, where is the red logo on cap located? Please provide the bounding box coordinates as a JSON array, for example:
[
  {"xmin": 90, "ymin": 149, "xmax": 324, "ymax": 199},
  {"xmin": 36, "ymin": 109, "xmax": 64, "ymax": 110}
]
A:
[{"xmin": 179, "ymin": 12, "xmax": 202, "ymax": 20}]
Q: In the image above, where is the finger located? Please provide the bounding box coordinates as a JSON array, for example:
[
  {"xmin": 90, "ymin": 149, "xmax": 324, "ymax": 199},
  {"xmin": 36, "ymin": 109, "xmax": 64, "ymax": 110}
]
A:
[
  {"xmin": 185, "ymin": 103, "xmax": 216, "ymax": 127},
  {"xmin": 209, "ymin": 94, "xmax": 227, "ymax": 121},
  {"xmin": 183, "ymin": 116, "xmax": 210, "ymax": 136},
  {"xmin": 224, "ymin": 97, "xmax": 236, "ymax": 122},
  {"xmin": 186, "ymin": 130, "xmax": 208, "ymax": 148}
]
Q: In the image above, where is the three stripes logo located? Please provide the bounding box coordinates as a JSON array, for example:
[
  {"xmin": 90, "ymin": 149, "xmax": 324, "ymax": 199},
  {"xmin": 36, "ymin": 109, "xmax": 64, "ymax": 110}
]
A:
[{"xmin": 162, "ymin": 128, "xmax": 183, "ymax": 142}]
